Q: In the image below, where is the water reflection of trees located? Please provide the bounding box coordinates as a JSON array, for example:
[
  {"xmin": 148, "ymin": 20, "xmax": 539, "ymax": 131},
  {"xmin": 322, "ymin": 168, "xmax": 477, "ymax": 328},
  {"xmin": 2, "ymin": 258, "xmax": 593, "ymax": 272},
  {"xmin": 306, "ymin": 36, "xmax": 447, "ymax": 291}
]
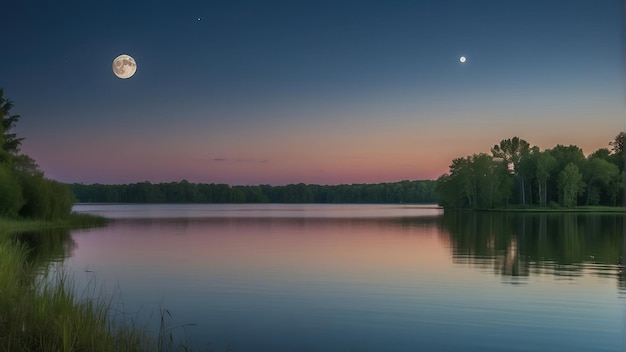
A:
[
  {"xmin": 439, "ymin": 211, "xmax": 624, "ymax": 284},
  {"xmin": 11, "ymin": 229, "xmax": 76, "ymax": 272}
]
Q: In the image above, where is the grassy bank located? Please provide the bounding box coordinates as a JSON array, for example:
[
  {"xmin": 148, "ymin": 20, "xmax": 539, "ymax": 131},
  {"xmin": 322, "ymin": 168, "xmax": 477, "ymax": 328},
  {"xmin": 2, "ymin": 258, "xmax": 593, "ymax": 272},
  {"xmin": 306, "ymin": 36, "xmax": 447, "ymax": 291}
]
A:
[
  {"xmin": 0, "ymin": 233, "xmax": 157, "ymax": 351},
  {"xmin": 488, "ymin": 206, "xmax": 626, "ymax": 213},
  {"xmin": 0, "ymin": 213, "xmax": 187, "ymax": 351},
  {"xmin": 444, "ymin": 206, "xmax": 626, "ymax": 213},
  {"xmin": 0, "ymin": 212, "xmax": 109, "ymax": 233}
]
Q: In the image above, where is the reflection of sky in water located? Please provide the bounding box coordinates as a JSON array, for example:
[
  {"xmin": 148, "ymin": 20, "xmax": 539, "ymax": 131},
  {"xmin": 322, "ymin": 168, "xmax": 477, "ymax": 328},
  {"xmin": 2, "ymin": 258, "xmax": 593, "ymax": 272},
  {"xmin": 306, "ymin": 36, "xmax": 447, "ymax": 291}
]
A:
[
  {"xmin": 66, "ymin": 205, "xmax": 624, "ymax": 351},
  {"xmin": 73, "ymin": 203, "xmax": 442, "ymax": 219}
]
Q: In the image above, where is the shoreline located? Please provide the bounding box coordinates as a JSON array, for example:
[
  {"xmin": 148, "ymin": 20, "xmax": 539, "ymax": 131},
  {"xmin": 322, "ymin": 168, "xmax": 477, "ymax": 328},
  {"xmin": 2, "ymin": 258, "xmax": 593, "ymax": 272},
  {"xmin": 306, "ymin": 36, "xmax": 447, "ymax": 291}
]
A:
[
  {"xmin": 0, "ymin": 212, "xmax": 109, "ymax": 234},
  {"xmin": 443, "ymin": 206, "xmax": 626, "ymax": 213}
]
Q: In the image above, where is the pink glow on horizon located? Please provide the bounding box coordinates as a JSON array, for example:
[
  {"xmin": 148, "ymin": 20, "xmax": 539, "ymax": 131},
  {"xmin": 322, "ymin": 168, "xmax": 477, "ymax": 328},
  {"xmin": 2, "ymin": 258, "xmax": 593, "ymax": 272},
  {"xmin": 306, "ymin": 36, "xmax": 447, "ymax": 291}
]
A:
[{"xmin": 22, "ymin": 106, "xmax": 624, "ymax": 185}]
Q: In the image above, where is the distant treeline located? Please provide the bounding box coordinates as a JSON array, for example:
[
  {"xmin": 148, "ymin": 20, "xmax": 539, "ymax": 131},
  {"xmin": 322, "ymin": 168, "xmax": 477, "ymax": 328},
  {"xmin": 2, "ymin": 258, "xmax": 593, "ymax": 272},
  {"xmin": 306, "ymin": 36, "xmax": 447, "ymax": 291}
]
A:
[
  {"xmin": 436, "ymin": 134, "xmax": 625, "ymax": 209},
  {"xmin": 69, "ymin": 180, "xmax": 438, "ymax": 204}
]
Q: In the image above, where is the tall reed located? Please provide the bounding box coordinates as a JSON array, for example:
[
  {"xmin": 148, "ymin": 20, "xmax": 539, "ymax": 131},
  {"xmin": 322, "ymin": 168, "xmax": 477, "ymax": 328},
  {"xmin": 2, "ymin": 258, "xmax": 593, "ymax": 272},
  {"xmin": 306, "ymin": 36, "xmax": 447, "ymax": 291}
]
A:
[
  {"xmin": 0, "ymin": 235, "xmax": 152, "ymax": 351},
  {"xmin": 0, "ymin": 214, "xmax": 201, "ymax": 352}
]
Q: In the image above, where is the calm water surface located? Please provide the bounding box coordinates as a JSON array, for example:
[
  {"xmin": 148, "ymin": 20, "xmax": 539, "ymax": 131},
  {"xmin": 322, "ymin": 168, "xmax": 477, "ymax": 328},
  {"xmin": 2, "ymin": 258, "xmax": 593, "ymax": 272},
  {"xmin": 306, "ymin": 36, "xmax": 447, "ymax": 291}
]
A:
[{"xmin": 58, "ymin": 204, "xmax": 626, "ymax": 351}]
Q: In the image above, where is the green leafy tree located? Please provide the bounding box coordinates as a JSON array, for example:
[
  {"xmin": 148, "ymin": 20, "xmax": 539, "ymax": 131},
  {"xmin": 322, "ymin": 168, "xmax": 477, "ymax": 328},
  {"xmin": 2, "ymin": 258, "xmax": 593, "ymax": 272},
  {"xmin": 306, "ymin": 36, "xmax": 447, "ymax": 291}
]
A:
[
  {"xmin": 558, "ymin": 163, "xmax": 585, "ymax": 207},
  {"xmin": 436, "ymin": 134, "xmax": 624, "ymax": 209},
  {"xmin": 475, "ymin": 154, "xmax": 512, "ymax": 208},
  {"xmin": 546, "ymin": 145, "xmax": 585, "ymax": 204},
  {"xmin": 491, "ymin": 137, "xmax": 531, "ymax": 205},
  {"xmin": 436, "ymin": 153, "xmax": 512, "ymax": 209},
  {"xmin": 610, "ymin": 132, "xmax": 625, "ymax": 154},
  {"xmin": 470, "ymin": 153, "xmax": 495, "ymax": 208},
  {"xmin": 448, "ymin": 157, "xmax": 475, "ymax": 207},
  {"xmin": 582, "ymin": 157, "xmax": 619, "ymax": 205},
  {"xmin": 0, "ymin": 88, "xmax": 75, "ymax": 220},
  {"xmin": 590, "ymin": 148, "xmax": 611, "ymax": 161},
  {"xmin": 0, "ymin": 88, "xmax": 24, "ymax": 156},
  {"xmin": 19, "ymin": 174, "xmax": 75, "ymax": 220},
  {"xmin": 517, "ymin": 146, "xmax": 540, "ymax": 206},
  {"xmin": 608, "ymin": 132, "xmax": 625, "ymax": 177},
  {"xmin": 535, "ymin": 150, "xmax": 557, "ymax": 207},
  {"xmin": 607, "ymin": 171, "xmax": 624, "ymax": 206},
  {"xmin": 550, "ymin": 145, "xmax": 585, "ymax": 176},
  {"xmin": 12, "ymin": 154, "xmax": 42, "ymax": 176},
  {"xmin": 0, "ymin": 164, "xmax": 24, "ymax": 217}
]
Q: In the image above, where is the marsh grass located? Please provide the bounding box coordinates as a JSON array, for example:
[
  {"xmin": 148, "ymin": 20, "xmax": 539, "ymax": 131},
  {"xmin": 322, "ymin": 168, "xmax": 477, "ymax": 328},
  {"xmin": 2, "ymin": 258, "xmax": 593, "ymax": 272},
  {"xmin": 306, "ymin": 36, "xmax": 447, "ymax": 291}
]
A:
[
  {"xmin": 0, "ymin": 235, "xmax": 151, "ymax": 351},
  {"xmin": 0, "ymin": 216, "xmax": 201, "ymax": 352}
]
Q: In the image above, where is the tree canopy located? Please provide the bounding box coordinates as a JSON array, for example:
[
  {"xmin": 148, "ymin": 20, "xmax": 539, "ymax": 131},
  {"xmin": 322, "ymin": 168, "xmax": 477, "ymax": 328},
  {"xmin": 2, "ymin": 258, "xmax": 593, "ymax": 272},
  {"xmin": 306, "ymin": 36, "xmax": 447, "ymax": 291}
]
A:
[
  {"xmin": 436, "ymin": 134, "xmax": 625, "ymax": 209},
  {"xmin": 0, "ymin": 89, "xmax": 75, "ymax": 219},
  {"xmin": 70, "ymin": 180, "xmax": 438, "ymax": 204}
]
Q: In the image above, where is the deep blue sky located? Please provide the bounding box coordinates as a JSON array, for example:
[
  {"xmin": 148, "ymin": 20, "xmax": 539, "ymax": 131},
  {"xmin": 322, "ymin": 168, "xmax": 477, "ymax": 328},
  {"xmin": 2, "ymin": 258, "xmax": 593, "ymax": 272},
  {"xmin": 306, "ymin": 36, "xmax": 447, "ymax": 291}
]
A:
[{"xmin": 1, "ymin": 0, "xmax": 624, "ymax": 184}]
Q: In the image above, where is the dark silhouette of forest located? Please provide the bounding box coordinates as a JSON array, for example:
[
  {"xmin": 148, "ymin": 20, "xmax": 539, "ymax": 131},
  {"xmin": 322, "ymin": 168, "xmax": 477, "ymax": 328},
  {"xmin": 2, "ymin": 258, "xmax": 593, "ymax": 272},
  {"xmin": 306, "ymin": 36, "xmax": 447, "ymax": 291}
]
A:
[
  {"xmin": 70, "ymin": 135, "xmax": 625, "ymax": 207},
  {"xmin": 3, "ymin": 86, "xmax": 623, "ymax": 209},
  {"xmin": 69, "ymin": 132, "xmax": 626, "ymax": 209},
  {"xmin": 70, "ymin": 180, "xmax": 437, "ymax": 204}
]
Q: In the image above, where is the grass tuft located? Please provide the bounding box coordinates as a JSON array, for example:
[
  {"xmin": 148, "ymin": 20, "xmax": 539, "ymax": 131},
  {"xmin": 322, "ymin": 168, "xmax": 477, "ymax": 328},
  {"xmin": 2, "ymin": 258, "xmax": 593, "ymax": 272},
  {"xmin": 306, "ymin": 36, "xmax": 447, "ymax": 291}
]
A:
[
  {"xmin": 0, "ymin": 216, "xmax": 203, "ymax": 351},
  {"xmin": 0, "ymin": 235, "xmax": 151, "ymax": 351}
]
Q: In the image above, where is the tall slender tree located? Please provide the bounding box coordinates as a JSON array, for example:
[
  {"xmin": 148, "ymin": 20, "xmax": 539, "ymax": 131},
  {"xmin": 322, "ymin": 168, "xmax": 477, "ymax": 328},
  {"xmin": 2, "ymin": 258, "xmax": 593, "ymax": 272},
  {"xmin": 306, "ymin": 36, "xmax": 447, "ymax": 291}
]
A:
[
  {"xmin": 491, "ymin": 137, "xmax": 530, "ymax": 205},
  {"xmin": 609, "ymin": 132, "xmax": 625, "ymax": 155},
  {"xmin": 558, "ymin": 163, "xmax": 585, "ymax": 207},
  {"xmin": 535, "ymin": 150, "xmax": 557, "ymax": 207},
  {"xmin": 582, "ymin": 157, "xmax": 619, "ymax": 205},
  {"xmin": 0, "ymin": 88, "xmax": 24, "ymax": 155}
]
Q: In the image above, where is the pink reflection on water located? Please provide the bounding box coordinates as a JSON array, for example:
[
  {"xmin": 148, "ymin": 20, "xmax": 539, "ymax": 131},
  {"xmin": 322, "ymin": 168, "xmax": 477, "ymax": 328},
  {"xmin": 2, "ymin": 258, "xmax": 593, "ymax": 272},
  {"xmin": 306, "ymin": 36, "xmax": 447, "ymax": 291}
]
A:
[{"xmin": 72, "ymin": 215, "xmax": 449, "ymax": 287}]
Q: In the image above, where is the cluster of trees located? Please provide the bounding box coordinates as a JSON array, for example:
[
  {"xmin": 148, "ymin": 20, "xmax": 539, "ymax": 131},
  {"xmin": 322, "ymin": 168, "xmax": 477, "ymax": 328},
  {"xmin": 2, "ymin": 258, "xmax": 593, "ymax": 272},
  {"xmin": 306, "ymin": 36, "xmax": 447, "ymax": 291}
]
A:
[
  {"xmin": 0, "ymin": 89, "xmax": 75, "ymax": 220},
  {"xmin": 70, "ymin": 179, "xmax": 437, "ymax": 204},
  {"xmin": 436, "ymin": 135, "xmax": 625, "ymax": 209}
]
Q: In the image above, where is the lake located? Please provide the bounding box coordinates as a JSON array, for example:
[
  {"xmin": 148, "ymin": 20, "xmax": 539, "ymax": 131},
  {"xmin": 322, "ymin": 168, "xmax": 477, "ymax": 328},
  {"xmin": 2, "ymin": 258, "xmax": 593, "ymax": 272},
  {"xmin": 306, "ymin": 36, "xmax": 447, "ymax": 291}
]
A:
[{"xmin": 35, "ymin": 204, "xmax": 626, "ymax": 351}]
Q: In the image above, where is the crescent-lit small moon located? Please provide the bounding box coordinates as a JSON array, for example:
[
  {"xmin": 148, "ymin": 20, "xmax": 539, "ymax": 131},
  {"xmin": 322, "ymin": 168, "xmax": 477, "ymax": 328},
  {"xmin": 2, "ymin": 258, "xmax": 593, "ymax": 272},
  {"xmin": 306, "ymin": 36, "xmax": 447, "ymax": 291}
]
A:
[
  {"xmin": 112, "ymin": 54, "xmax": 137, "ymax": 79},
  {"xmin": 459, "ymin": 56, "xmax": 467, "ymax": 63}
]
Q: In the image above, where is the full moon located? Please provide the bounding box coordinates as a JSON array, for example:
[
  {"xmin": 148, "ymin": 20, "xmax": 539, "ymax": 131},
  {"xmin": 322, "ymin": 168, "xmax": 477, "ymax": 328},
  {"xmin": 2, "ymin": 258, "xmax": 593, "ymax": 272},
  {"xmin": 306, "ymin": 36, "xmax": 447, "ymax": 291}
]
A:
[
  {"xmin": 459, "ymin": 56, "xmax": 467, "ymax": 63},
  {"xmin": 112, "ymin": 54, "xmax": 137, "ymax": 79}
]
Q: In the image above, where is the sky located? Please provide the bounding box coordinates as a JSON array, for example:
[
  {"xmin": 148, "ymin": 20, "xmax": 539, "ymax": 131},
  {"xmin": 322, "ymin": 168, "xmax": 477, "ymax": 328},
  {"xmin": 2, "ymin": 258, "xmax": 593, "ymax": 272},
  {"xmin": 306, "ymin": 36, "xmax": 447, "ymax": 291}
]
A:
[{"xmin": 1, "ymin": 0, "xmax": 624, "ymax": 185}]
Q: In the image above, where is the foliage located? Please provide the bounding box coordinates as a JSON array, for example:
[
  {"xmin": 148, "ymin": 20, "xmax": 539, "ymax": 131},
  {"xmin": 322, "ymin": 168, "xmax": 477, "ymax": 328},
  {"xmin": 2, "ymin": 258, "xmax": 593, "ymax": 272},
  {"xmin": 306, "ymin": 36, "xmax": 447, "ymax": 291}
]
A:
[
  {"xmin": 491, "ymin": 137, "xmax": 531, "ymax": 205},
  {"xmin": 582, "ymin": 157, "xmax": 619, "ymax": 205},
  {"xmin": 436, "ymin": 134, "xmax": 625, "ymax": 209},
  {"xmin": 436, "ymin": 153, "xmax": 511, "ymax": 209},
  {"xmin": 609, "ymin": 132, "xmax": 625, "ymax": 154},
  {"xmin": 0, "ymin": 164, "xmax": 24, "ymax": 217},
  {"xmin": 491, "ymin": 136, "xmax": 530, "ymax": 169},
  {"xmin": 535, "ymin": 149, "xmax": 557, "ymax": 207},
  {"xmin": 557, "ymin": 163, "xmax": 585, "ymax": 207},
  {"xmin": 19, "ymin": 175, "xmax": 76, "ymax": 220},
  {"xmin": 0, "ymin": 234, "xmax": 149, "ymax": 351},
  {"xmin": 70, "ymin": 180, "xmax": 438, "ymax": 204},
  {"xmin": 0, "ymin": 88, "xmax": 24, "ymax": 155},
  {"xmin": 0, "ymin": 89, "xmax": 75, "ymax": 221},
  {"xmin": 609, "ymin": 132, "xmax": 625, "ymax": 173}
]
